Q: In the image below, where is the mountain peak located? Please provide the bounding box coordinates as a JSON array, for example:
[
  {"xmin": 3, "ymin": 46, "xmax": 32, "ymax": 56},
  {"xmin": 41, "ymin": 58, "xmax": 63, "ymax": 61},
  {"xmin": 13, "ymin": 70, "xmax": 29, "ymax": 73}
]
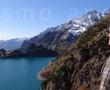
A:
[{"xmin": 86, "ymin": 10, "xmax": 98, "ymax": 15}]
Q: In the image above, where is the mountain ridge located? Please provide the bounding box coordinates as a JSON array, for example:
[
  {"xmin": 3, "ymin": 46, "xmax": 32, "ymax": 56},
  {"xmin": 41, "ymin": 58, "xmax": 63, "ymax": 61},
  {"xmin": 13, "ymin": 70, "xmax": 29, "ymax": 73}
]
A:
[
  {"xmin": 20, "ymin": 10, "xmax": 102, "ymax": 55},
  {"xmin": 0, "ymin": 38, "xmax": 26, "ymax": 51}
]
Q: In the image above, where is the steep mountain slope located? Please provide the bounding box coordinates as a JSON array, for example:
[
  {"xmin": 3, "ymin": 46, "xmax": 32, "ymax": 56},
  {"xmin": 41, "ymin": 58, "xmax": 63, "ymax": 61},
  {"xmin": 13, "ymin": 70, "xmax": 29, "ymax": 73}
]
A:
[
  {"xmin": 0, "ymin": 38, "xmax": 26, "ymax": 51},
  {"xmin": 40, "ymin": 14, "xmax": 110, "ymax": 90},
  {"xmin": 21, "ymin": 10, "xmax": 102, "ymax": 55},
  {"xmin": 104, "ymin": 8, "xmax": 110, "ymax": 15}
]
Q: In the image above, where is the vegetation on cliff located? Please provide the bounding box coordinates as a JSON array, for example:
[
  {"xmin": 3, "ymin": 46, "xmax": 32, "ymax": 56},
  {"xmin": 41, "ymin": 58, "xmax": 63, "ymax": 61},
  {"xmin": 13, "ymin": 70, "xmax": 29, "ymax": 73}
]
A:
[{"xmin": 40, "ymin": 15, "xmax": 110, "ymax": 90}]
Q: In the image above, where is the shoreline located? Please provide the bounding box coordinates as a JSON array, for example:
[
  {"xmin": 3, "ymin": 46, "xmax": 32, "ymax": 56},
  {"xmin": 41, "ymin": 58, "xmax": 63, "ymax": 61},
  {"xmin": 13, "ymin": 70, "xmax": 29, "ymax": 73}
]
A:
[
  {"xmin": 37, "ymin": 70, "xmax": 47, "ymax": 81},
  {"xmin": 37, "ymin": 67, "xmax": 52, "ymax": 81}
]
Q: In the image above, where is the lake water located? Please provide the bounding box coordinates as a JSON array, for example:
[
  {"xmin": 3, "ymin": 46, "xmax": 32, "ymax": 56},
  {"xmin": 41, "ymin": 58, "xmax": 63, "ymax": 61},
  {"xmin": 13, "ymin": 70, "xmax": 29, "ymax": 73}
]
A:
[{"xmin": 0, "ymin": 57, "xmax": 55, "ymax": 90}]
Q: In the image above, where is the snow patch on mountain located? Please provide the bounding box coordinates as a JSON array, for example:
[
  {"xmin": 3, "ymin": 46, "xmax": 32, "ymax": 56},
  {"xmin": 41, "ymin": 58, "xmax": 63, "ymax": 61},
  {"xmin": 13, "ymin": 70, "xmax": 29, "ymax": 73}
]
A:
[{"xmin": 20, "ymin": 10, "xmax": 103, "ymax": 52}]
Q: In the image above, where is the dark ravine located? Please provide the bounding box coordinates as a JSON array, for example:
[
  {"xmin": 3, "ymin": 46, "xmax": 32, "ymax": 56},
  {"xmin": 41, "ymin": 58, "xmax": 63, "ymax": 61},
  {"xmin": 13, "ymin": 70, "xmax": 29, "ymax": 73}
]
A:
[{"xmin": 40, "ymin": 14, "xmax": 110, "ymax": 90}]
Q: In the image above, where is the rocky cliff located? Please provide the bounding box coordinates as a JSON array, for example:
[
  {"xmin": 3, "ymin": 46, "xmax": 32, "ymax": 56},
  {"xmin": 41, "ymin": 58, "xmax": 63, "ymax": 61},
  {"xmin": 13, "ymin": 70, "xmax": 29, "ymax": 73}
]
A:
[{"xmin": 40, "ymin": 14, "xmax": 110, "ymax": 90}]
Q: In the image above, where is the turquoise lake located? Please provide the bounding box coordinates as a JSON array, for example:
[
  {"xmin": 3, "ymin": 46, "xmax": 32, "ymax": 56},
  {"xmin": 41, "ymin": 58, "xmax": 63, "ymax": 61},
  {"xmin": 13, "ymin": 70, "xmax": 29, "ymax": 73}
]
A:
[{"xmin": 0, "ymin": 57, "xmax": 55, "ymax": 90}]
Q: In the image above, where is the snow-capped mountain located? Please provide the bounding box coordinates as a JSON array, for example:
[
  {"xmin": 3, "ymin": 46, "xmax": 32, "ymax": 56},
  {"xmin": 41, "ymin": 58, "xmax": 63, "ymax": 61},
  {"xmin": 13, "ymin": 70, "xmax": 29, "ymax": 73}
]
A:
[
  {"xmin": 68, "ymin": 10, "xmax": 102, "ymax": 35},
  {"xmin": 20, "ymin": 10, "xmax": 102, "ymax": 54},
  {"xmin": 0, "ymin": 38, "xmax": 26, "ymax": 51}
]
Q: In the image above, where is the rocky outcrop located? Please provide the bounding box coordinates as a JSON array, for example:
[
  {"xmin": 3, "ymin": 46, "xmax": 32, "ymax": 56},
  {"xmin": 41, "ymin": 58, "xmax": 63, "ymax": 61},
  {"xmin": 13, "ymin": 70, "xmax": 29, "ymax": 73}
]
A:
[{"xmin": 40, "ymin": 14, "xmax": 110, "ymax": 90}]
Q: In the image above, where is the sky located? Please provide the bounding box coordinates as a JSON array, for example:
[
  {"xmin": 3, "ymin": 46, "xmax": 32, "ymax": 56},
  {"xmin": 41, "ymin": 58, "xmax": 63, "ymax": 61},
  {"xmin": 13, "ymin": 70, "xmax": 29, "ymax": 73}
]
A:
[{"xmin": 0, "ymin": 0, "xmax": 110, "ymax": 40}]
